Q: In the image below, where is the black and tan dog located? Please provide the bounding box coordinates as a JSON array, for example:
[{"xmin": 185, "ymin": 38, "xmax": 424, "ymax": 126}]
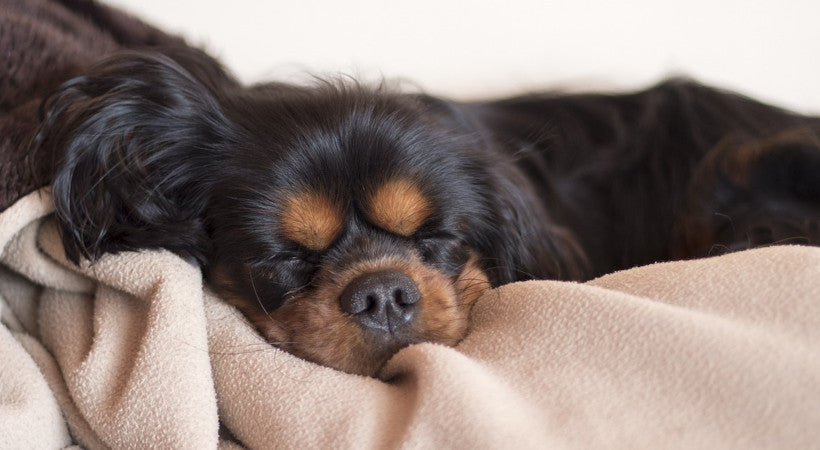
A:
[{"xmin": 32, "ymin": 46, "xmax": 820, "ymax": 376}]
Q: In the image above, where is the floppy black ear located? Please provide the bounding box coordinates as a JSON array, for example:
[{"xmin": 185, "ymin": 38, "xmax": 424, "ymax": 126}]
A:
[
  {"xmin": 480, "ymin": 170, "xmax": 591, "ymax": 283},
  {"xmin": 417, "ymin": 95, "xmax": 591, "ymax": 283},
  {"xmin": 33, "ymin": 50, "xmax": 236, "ymax": 264}
]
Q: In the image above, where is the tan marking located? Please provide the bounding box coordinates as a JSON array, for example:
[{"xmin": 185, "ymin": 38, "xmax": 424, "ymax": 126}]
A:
[
  {"xmin": 211, "ymin": 251, "xmax": 490, "ymax": 377},
  {"xmin": 722, "ymin": 128, "xmax": 819, "ymax": 186},
  {"xmin": 280, "ymin": 191, "xmax": 344, "ymax": 250},
  {"xmin": 414, "ymin": 254, "xmax": 490, "ymax": 346},
  {"xmin": 368, "ymin": 179, "xmax": 433, "ymax": 236}
]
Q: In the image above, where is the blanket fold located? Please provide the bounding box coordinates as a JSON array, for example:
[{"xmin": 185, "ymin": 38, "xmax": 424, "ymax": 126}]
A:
[
  {"xmin": 1, "ymin": 188, "xmax": 818, "ymax": 448},
  {"xmin": 2, "ymin": 2, "xmax": 819, "ymax": 448}
]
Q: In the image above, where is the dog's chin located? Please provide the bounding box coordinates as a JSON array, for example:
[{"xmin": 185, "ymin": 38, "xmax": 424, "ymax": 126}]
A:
[
  {"xmin": 216, "ymin": 254, "xmax": 491, "ymax": 377},
  {"xmin": 284, "ymin": 330, "xmax": 415, "ymax": 377}
]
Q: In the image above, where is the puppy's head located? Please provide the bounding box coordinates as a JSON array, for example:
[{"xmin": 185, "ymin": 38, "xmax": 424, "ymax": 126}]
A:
[{"xmin": 34, "ymin": 49, "xmax": 583, "ymax": 376}]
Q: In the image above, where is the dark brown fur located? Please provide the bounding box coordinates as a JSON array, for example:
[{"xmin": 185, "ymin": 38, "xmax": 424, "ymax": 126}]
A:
[{"xmin": 29, "ymin": 44, "xmax": 820, "ymax": 376}]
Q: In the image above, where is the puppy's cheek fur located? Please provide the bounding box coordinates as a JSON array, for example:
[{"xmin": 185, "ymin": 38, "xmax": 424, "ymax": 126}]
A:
[
  {"xmin": 264, "ymin": 294, "xmax": 377, "ymax": 375},
  {"xmin": 216, "ymin": 253, "xmax": 491, "ymax": 376},
  {"xmin": 415, "ymin": 255, "xmax": 490, "ymax": 345}
]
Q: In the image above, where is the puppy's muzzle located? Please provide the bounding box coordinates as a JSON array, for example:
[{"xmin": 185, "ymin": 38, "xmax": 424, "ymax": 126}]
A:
[{"xmin": 339, "ymin": 269, "xmax": 420, "ymax": 334}]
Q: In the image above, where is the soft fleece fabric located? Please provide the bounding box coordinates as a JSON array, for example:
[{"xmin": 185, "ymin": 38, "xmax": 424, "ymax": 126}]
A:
[
  {"xmin": 2, "ymin": 1, "xmax": 819, "ymax": 448},
  {"xmin": 1, "ymin": 189, "xmax": 818, "ymax": 448}
]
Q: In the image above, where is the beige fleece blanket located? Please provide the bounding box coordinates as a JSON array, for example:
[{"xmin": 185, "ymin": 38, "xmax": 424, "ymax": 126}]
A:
[{"xmin": 1, "ymin": 188, "xmax": 818, "ymax": 449}]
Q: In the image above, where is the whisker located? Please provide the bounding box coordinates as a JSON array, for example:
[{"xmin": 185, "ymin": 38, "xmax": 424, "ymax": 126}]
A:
[
  {"xmin": 248, "ymin": 270, "xmax": 274, "ymax": 322},
  {"xmin": 708, "ymin": 243, "xmax": 731, "ymax": 256}
]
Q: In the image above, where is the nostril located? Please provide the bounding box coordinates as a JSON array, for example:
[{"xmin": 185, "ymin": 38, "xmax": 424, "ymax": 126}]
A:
[
  {"xmin": 394, "ymin": 288, "xmax": 404, "ymax": 305},
  {"xmin": 393, "ymin": 286, "xmax": 419, "ymax": 308},
  {"xmin": 365, "ymin": 294, "xmax": 378, "ymax": 313},
  {"xmin": 339, "ymin": 269, "xmax": 421, "ymax": 332}
]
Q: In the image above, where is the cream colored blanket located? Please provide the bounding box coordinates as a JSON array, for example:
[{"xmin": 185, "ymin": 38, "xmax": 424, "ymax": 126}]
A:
[{"xmin": 1, "ymin": 189, "xmax": 818, "ymax": 449}]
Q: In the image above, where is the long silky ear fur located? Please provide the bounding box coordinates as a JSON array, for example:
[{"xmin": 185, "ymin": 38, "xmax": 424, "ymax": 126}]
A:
[
  {"xmin": 32, "ymin": 50, "xmax": 235, "ymax": 264},
  {"xmin": 423, "ymin": 97, "xmax": 591, "ymax": 284},
  {"xmin": 483, "ymin": 169, "xmax": 591, "ymax": 283}
]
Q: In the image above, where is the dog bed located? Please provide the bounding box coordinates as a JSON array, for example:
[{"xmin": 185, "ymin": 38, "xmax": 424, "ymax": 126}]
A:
[{"xmin": 2, "ymin": 1, "xmax": 818, "ymax": 448}]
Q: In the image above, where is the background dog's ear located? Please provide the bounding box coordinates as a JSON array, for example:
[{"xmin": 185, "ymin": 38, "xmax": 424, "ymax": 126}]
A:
[{"xmin": 32, "ymin": 50, "xmax": 236, "ymax": 265}]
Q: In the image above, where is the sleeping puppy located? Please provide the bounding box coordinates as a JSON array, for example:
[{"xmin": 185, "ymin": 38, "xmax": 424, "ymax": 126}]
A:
[{"xmin": 33, "ymin": 47, "xmax": 820, "ymax": 376}]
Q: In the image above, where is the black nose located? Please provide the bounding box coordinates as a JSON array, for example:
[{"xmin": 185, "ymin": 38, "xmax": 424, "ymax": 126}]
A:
[{"xmin": 339, "ymin": 270, "xmax": 420, "ymax": 333}]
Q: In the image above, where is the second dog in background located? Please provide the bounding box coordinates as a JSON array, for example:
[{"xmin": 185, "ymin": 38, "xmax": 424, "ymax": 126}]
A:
[{"xmin": 34, "ymin": 45, "xmax": 820, "ymax": 376}]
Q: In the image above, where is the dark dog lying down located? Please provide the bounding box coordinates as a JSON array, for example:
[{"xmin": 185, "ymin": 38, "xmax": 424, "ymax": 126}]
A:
[{"xmin": 33, "ymin": 46, "xmax": 820, "ymax": 376}]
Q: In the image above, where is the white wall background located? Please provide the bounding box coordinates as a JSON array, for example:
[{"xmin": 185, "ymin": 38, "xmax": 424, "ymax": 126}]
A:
[{"xmin": 107, "ymin": 0, "xmax": 820, "ymax": 113}]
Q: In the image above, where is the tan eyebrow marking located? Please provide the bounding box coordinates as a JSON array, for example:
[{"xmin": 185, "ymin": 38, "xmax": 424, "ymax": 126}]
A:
[
  {"xmin": 368, "ymin": 179, "xmax": 433, "ymax": 236},
  {"xmin": 280, "ymin": 191, "xmax": 345, "ymax": 250}
]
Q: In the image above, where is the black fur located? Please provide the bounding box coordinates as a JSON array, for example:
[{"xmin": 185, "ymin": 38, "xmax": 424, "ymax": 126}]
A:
[{"xmin": 32, "ymin": 46, "xmax": 820, "ymax": 358}]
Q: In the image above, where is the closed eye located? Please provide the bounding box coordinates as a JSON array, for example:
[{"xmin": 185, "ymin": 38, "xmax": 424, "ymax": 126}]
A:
[
  {"xmin": 416, "ymin": 233, "xmax": 469, "ymax": 275},
  {"xmin": 273, "ymin": 249, "xmax": 320, "ymax": 267},
  {"xmin": 250, "ymin": 247, "xmax": 320, "ymax": 279}
]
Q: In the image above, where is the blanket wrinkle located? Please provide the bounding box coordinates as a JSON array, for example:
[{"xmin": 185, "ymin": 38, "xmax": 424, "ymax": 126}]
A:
[
  {"xmin": 589, "ymin": 250, "xmax": 820, "ymax": 343},
  {"xmin": 2, "ymin": 2, "xmax": 820, "ymax": 448},
  {"xmin": 0, "ymin": 326, "xmax": 70, "ymax": 449},
  {"xmin": 2, "ymin": 192, "xmax": 820, "ymax": 449}
]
